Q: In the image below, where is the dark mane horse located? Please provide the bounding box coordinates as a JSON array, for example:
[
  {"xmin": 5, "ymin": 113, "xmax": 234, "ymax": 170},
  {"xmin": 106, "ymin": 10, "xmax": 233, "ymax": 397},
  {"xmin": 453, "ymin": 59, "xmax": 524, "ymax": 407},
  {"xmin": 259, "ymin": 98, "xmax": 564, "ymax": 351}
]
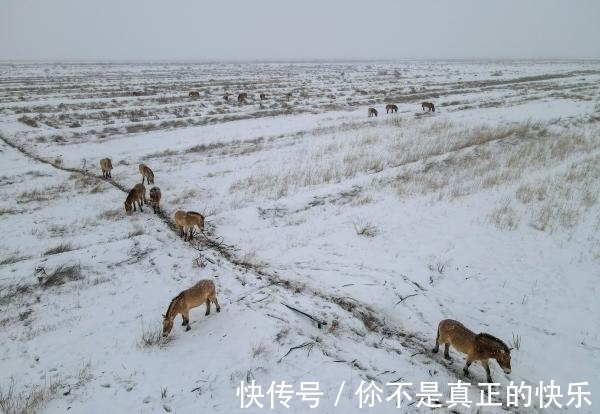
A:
[
  {"xmin": 433, "ymin": 319, "xmax": 512, "ymax": 382},
  {"xmin": 422, "ymin": 102, "xmax": 435, "ymax": 112}
]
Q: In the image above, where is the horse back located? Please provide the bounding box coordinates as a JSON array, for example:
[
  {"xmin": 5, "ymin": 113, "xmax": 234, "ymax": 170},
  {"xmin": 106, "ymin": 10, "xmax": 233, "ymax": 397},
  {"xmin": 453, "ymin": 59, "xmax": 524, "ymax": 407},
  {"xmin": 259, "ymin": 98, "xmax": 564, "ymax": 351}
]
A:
[
  {"xmin": 438, "ymin": 319, "xmax": 477, "ymax": 354},
  {"xmin": 183, "ymin": 279, "xmax": 216, "ymax": 307}
]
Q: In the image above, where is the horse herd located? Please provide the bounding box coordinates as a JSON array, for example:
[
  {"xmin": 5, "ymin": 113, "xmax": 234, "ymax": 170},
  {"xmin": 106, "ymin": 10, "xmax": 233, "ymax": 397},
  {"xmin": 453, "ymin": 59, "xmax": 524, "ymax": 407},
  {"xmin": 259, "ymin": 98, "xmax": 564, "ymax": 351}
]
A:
[
  {"xmin": 187, "ymin": 90, "xmax": 292, "ymax": 103},
  {"xmin": 98, "ymin": 121, "xmax": 512, "ymax": 383},
  {"xmin": 368, "ymin": 101, "xmax": 435, "ymax": 118}
]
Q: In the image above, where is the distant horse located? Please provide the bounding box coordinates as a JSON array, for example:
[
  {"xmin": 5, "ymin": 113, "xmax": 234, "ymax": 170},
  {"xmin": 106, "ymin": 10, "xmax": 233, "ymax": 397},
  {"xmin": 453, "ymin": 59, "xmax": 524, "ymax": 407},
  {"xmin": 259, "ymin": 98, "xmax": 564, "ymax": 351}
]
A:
[
  {"xmin": 238, "ymin": 93, "xmax": 248, "ymax": 103},
  {"xmin": 139, "ymin": 163, "xmax": 154, "ymax": 185},
  {"xmin": 223, "ymin": 94, "xmax": 229, "ymax": 101},
  {"xmin": 260, "ymin": 93, "xmax": 266, "ymax": 100},
  {"xmin": 149, "ymin": 187, "xmax": 161, "ymax": 214},
  {"xmin": 189, "ymin": 91, "xmax": 200, "ymax": 97},
  {"xmin": 368, "ymin": 107, "xmax": 378, "ymax": 118},
  {"xmin": 285, "ymin": 92, "xmax": 292, "ymax": 101},
  {"xmin": 99, "ymin": 158, "xmax": 113, "ymax": 179},
  {"xmin": 386, "ymin": 104, "xmax": 398, "ymax": 114},
  {"xmin": 162, "ymin": 279, "xmax": 221, "ymax": 337},
  {"xmin": 131, "ymin": 91, "xmax": 143, "ymax": 96},
  {"xmin": 432, "ymin": 319, "xmax": 512, "ymax": 383},
  {"xmin": 174, "ymin": 210, "xmax": 205, "ymax": 241},
  {"xmin": 124, "ymin": 183, "xmax": 146, "ymax": 214},
  {"xmin": 422, "ymin": 102, "xmax": 435, "ymax": 112}
]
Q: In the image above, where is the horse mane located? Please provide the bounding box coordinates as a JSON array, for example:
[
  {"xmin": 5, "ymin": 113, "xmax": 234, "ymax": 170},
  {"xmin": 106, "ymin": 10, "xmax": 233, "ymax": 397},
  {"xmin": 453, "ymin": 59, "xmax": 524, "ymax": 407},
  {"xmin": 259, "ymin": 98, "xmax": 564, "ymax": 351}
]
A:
[
  {"xmin": 165, "ymin": 292, "xmax": 183, "ymax": 317},
  {"xmin": 477, "ymin": 333, "xmax": 510, "ymax": 352},
  {"xmin": 187, "ymin": 211, "xmax": 203, "ymax": 217}
]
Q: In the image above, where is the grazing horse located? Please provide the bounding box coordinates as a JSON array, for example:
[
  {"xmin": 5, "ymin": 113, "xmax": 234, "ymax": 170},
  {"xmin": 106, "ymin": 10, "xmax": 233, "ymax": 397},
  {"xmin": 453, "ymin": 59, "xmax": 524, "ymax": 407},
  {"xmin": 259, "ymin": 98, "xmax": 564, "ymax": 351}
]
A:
[
  {"xmin": 237, "ymin": 92, "xmax": 248, "ymax": 103},
  {"xmin": 386, "ymin": 104, "xmax": 398, "ymax": 114},
  {"xmin": 139, "ymin": 163, "xmax": 154, "ymax": 185},
  {"xmin": 174, "ymin": 210, "xmax": 205, "ymax": 241},
  {"xmin": 99, "ymin": 158, "xmax": 113, "ymax": 179},
  {"xmin": 422, "ymin": 102, "xmax": 435, "ymax": 112},
  {"xmin": 189, "ymin": 91, "xmax": 200, "ymax": 97},
  {"xmin": 260, "ymin": 93, "xmax": 266, "ymax": 100},
  {"xmin": 124, "ymin": 183, "xmax": 146, "ymax": 214},
  {"xmin": 149, "ymin": 187, "xmax": 161, "ymax": 214},
  {"xmin": 432, "ymin": 319, "xmax": 512, "ymax": 383},
  {"xmin": 131, "ymin": 91, "xmax": 143, "ymax": 96},
  {"xmin": 162, "ymin": 279, "xmax": 221, "ymax": 337},
  {"xmin": 368, "ymin": 107, "xmax": 378, "ymax": 118},
  {"xmin": 223, "ymin": 94, "xmax": 229, "ymax": 101}
]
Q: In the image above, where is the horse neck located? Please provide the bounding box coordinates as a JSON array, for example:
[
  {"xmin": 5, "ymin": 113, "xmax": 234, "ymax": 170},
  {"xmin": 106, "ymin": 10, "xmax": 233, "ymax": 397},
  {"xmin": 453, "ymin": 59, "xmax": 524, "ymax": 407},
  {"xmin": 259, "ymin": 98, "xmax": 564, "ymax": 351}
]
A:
[
  {"xmin": 477, "ymin": 333, "xmax": 508, "ymax": 354},
  {"xmin": 165, "ymin": 294, "xmax": 183, "ymax": 319}
]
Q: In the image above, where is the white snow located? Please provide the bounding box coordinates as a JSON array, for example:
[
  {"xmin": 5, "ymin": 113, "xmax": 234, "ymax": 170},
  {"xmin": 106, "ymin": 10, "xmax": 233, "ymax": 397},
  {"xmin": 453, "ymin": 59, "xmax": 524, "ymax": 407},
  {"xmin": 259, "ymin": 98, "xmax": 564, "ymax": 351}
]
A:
[{"xmin": 0, "ymin": 60, "xmax": 599, "ymax": 414}]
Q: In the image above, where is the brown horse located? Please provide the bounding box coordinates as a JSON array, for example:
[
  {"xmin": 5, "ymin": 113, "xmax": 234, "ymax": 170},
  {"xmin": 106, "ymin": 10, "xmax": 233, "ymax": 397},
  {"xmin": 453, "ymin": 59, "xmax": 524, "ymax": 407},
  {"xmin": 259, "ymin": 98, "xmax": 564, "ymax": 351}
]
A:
[
  {"xmin": 162, "ymin": 279, "xmax": 221, "ymax": 337},
  {"xmin": 422, "ymin": 102, "xmax": 435, "ymax": 112},
  {"xmin": 149, "ymin": 186, "xmax": 161, "ymax": 214},
  {"xmin": 368, "ymin": 107, "xmax": 378, "ymax": 118},
  {"xmin": 223, "ymin": 94, "xmax": 229, "ymax": 101},
  {"xmin": 260, "ymin": 93, "xmax": 267, "ymax": 100},
  {"xmin": 238, "ymin": 93, "xmax": 248, "ymax": 103},
  {"xmin": 189, "ymin": 91, "xmax": 200, "ymax": 97},
  {"xmin": 386, "ymin": 104, "xmax": 398, "ymax": 114},
  {"xmin": 139, "ymin": 163, "xmax": 154, "ymax": 185},
  {"xmin": 131, "ymin": 91, "xmax": 143, "ymax": 96},
  {"xmin": 99, "ymin": 158, "xmax": 113, "ymax": 179},
  {"xmin": 174, "ymin": 210, "xmax": 205, "ymax": 241},
  {"xmin": 124, "ymin": 183, "xmax": 146, "ymax": 214},
  {"xmin": 432, "ymin": 319, "xmax": 512, "ymax": 383}
]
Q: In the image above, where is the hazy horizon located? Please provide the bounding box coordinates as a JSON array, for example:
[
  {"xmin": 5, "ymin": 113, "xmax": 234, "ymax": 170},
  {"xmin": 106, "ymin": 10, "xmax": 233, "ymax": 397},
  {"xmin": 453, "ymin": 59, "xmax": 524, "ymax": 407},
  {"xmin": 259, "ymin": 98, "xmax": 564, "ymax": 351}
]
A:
[{"xmin": 2, "ymin": 1, "xmax": 599, "ymax": 61}]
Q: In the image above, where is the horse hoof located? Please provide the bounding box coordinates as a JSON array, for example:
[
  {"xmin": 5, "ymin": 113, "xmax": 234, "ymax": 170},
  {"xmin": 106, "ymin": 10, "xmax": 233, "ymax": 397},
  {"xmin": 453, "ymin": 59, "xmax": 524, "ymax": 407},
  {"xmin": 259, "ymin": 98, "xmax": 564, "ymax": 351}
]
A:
[
  {"xmin": 185, "ymin": 326, "xmax": 191, "ymax": 332},
  {"xmin": 216, "ymin": 308, "xmax": 221, "ymax": 313},
  {"xmin": 432, "ymin": 348, "xmax": 438, "ymax": 354}
]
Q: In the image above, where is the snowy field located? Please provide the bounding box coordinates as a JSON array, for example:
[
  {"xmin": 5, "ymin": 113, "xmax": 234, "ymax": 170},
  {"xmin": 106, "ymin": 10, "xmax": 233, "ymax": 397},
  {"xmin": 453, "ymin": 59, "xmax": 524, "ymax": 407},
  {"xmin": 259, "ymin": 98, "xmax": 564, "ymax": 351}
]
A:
[{"xmin": 0, "ymin": 60, "xmax": 599, "ymax": 414}]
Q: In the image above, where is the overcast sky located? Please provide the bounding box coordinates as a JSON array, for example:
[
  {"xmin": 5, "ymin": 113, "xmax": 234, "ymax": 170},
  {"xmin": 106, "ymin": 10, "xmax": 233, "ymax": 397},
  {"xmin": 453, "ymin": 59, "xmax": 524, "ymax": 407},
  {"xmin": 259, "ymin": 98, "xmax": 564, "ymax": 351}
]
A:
[{"xmin": 1, "ymin": 0, "xmax": 599, "ymax": 61}]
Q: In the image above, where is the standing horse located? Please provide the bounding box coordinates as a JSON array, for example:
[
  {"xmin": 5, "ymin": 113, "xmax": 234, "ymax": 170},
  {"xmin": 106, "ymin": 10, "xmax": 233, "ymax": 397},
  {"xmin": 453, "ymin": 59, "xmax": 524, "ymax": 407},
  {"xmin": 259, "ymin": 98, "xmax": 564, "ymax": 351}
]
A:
[
  {"xmin": 99, "ymin": 158, "xmax": 113, "ymax": 179},
  {"xmin": 189, "ymin": 91, "xmax": 200, "ymax": 97},
  {"xmin": 432, "ymin": 319, "xmax": 512, "ymax": 383},
  {"xmin": 422, "ymin": 102, "xmax": 435, "ymax": 112},
  {"xmin": 238, "ymin": 93, "xmax": 248, "ymax": 103},
  {"xmin": 162, "ymin": 279, "xmax": 221, "ymax": 337},
  {"xmin": 386, "ymin": 104, "xmax": 398, "ymax": 114},
  {"xmin": 124, "ymin": 183, "xmax": 146, "ymax": 214},
  {"xmin": 174, "ymin": 210, "xmax": 205, "ymax": 241},
  {"xmin": 368, "ymin": 107, "xmax": 378, "ymax": 117},
  {"xmin": 149, "ymin": 187, "xmax": 161, "ymax": 214},
  {"xmin": 260, "ymin": 93, "xmax": 267, "ymax": 100},
  {"xmin": 139, "ymin": 163, "xmax": 154, "ymax": 185}
]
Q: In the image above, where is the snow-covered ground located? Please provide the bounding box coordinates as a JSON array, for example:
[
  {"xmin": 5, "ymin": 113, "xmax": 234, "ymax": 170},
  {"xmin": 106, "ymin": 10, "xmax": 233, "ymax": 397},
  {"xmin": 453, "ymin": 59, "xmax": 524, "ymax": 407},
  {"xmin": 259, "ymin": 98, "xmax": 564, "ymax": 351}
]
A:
[{"xmin": 1, "ymin": 60, "xmax": 599, "ymax": 414}]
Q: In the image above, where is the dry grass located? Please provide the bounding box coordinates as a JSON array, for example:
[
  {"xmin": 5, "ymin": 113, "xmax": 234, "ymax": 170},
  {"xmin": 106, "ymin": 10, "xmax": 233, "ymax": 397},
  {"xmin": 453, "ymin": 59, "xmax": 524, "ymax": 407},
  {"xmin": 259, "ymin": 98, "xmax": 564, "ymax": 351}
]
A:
[
  {"xmin": 36, "ymin": 264, "xmax": 83, "ymax": 288},
  {"xmin": 353, "ymin": 219, "xmax": 379, "ymax": 237},
  {"xmin": 43, "ymin": 243, "xmax": 75, "ymax": 256},
  {"xmin": 488, "ymin": 199, "xmax": 520, "ymax": 231},
  {"xmin": 0, "ymin": 252, "xmax": 31, "ymax": 266},
  {"xmin": 0, "ymin": 377, "xmax": 63, "ymax": 414},
  {"xmin": 138, "ymin": 322, "xmax": 170, "ymax": 348}
]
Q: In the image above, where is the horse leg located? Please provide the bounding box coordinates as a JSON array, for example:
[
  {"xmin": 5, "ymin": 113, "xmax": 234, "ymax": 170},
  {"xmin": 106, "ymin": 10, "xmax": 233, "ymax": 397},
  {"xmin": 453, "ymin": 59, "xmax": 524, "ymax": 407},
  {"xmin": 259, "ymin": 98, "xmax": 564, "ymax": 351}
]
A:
[
  {"xmin": 482, "ymin": 360, "xmax": 493, "ymax": 383},
  {"xmin": 443, "ymin": 343, "xmax": 452, "ymax": 360},
  {"xmin": 432, "ymin": 329, "xmax": 440, "ymax": 353},
  {"xmin": 182, "ymin": 311, "xmax": 191, "ymax": 331},
  {"xmin": 205, "ymin": 299, "xmax": 211, "ymax": 316},
  {"xmin": 463, "ymin": 357, "xmax": 473, "ymax": 377},
  {"xmin": 211, "ymin": 295, "xmax": 221, "ymax": 312}
]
